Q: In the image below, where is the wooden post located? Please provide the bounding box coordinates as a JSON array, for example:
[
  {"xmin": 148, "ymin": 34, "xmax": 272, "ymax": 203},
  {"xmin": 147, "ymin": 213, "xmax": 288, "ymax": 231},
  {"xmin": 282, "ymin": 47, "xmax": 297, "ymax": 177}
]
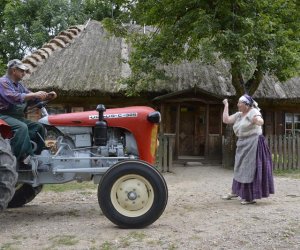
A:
[
  {"xmin": 222, "ymin": 125, "xmax": 235, "ymax": 169},
  {"xmin": 279, "ymin": 135, "xmax": 283, "ymax": 170},
  {"xmin": 158, "ymin": 133, "xmax": 176, "ymax": 172},
  {"xmin": 166, "ymin": 134, "xmax": 175, "ymax": 172},
  {"xmin": 274, "ymin": 135, "xmax": 278, "ymax": 170},
  {"xmin": 288, "ymin": 135, "xmax": 292, "ymax": 169},
  {"xmin": 205, "ymin": 104, "xmax": 209, "ymax": 157},
  {"xmin": 175, "ymin": 104, "xmax": 180, "ymax": 160},
  {"xmin": 163, "ymin": 135, "xmax": 168, "ymax": 172},
  {"xmin": 157, "ymin": 133, "xmax": 163, "ymax": 171},
  {"xmin": 283, "ymin": 135, "xmax": 287, "ymax": 170},
  {"xmin": 292, "ymin": 134, "xmax": 296, "ymax": 169},
  {"xmin": 296, "ymin": 135, "xmax": 300, "ymax": 169}
]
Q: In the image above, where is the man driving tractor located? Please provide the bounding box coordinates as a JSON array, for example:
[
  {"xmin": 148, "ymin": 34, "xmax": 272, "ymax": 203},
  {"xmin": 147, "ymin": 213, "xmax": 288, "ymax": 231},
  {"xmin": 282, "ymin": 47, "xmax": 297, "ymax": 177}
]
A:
[{"xmin": 0, "ymin": 59, "xmax": 57, "ymax": 167}]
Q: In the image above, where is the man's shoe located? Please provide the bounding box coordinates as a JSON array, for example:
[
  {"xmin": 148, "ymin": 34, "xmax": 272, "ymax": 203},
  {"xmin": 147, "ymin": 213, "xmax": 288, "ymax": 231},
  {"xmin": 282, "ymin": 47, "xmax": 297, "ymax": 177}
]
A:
[
  {"xmin": 18, "ymin": 155, "xmax": 33, "ymax": 170},
  {"xmin": 222, "ymin": 193, "xmax": 238, "ymax": 200},
  {"xmin": 18, "ymin": 162, "xmax": 32, "ymax": 170},
  {"xmin": 23, "ymin": 155, "xmax": 32, "ymax": 165}
]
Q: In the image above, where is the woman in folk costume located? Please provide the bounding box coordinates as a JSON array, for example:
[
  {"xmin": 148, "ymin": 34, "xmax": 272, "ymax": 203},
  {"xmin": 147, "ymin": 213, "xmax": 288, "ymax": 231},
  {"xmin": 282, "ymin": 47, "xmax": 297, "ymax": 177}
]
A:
[{"xmin": 222, "ymin": 94, "xmax": 274, "ymax": 205}]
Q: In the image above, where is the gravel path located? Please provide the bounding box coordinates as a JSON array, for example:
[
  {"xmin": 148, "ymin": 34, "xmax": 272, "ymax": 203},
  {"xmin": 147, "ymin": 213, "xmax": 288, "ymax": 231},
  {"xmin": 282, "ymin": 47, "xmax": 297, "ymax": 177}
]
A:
[{"xmin": 0, "ymin": 164, "xmax": 299, "ymax": 249}]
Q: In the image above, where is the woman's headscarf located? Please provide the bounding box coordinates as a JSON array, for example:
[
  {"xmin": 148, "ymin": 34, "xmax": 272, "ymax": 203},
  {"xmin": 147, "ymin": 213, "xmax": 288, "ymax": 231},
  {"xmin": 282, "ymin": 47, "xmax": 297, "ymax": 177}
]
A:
[{"xmin": 239, "ymin": 94, "xmax": 260, "ymax": 111}]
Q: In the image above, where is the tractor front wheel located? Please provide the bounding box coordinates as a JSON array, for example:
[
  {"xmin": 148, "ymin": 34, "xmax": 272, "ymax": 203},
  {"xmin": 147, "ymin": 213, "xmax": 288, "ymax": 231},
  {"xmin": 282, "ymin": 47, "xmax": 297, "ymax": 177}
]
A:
[
  {"xmin": 98, "ymin": 160, "xmax": 168, "ymax": 228},
  {"xmin": 0, "ymin": 137, "xmax": 17, "ymax": 211}
]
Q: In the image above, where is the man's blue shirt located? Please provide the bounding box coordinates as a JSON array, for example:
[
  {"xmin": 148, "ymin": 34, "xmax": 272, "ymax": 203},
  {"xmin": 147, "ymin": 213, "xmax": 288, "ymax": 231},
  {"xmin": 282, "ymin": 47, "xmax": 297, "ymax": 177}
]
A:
[{"xmin": 0, "ymin": 75, "xmax": 29, "ymax": 111}]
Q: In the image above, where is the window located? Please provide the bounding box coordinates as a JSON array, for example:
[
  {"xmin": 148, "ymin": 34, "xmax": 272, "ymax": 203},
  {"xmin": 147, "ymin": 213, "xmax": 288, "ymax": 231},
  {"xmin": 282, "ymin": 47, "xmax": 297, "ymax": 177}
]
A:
[{"xmin": 285, "ymin": 113, "xmax": 300, "ymax": 135}]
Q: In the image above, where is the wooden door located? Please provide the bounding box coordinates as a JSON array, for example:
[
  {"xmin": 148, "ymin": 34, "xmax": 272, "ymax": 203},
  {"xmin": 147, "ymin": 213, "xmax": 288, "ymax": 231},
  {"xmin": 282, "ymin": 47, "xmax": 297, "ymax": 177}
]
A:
[{"xmin": 179, "ymin": 104, "xmax": 205, "ymax": 156}]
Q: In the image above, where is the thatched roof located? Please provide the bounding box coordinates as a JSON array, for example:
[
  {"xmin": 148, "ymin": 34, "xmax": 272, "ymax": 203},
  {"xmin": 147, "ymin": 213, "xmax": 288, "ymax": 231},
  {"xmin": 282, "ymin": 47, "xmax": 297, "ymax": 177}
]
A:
[
  {"xmin": 23, "ymin": 20, "xmax": 129, "ymax": 95},
  {"xmin": 22, "ymin": 20, "xmax": 300, "ymax": 100}
]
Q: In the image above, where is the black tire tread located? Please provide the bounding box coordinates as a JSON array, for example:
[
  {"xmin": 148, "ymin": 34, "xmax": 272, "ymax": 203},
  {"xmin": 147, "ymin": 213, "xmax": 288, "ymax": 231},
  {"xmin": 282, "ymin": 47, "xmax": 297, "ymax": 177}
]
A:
[
  {"xmin": 8, "ymin": 184, "xmax": 43, "ymax": 208},
  {"xmin": 0, "ymin": 137, "xmax": 17, "ymax": 211}
]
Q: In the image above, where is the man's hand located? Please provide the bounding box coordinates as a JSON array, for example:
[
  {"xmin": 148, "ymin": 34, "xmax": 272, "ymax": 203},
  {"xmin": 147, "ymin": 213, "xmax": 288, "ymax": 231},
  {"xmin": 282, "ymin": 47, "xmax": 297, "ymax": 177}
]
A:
[
  {"xmin": 25, "ymin": 91, "xmax": 57, "ymax": 101},
  {"xmin": 35, "ymin": 91, "xmax": 48, "ymax": 100},
  {"xmin": 47, "ymin": 91, "xmax": 57, "ymax": 100}
]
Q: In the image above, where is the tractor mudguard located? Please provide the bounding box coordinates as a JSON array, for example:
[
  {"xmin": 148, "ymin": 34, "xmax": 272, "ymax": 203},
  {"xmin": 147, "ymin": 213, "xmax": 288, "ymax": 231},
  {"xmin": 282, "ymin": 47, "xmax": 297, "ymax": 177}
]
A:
[{"xmin": 0, "ymin": 119, "xmax": 13, "ymax": 139}]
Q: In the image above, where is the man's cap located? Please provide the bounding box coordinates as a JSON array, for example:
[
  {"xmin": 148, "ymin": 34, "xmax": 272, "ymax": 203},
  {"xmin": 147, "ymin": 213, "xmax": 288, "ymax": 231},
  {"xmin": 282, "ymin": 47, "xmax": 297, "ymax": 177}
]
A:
[{"xmin": 7, "ymin": 59, "xmax": 28, "ymax": 71}]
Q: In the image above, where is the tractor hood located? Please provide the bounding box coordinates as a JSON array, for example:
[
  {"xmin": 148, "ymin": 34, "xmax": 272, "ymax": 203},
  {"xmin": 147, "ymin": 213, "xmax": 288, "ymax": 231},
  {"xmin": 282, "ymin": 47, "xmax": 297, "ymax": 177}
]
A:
[{"xmin": 42, "ymin": 106, "xmax": 158, "ymax": 127}]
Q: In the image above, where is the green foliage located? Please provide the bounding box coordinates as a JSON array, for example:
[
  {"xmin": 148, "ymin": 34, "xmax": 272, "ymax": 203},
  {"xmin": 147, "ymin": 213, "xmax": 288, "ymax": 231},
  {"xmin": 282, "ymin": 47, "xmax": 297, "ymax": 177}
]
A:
[
  {"xmin": 0, "ymin": 0, "xmax": 87, "ymax": 61},
  {"xmin": 104, "ymin": 0, "xmax": 300, "ymax": 96},
  {"xmin": 0, "ymin": 57, "xmax": 6, "ymax": 75},
  {"xmin": 0, "ymin": 0, "xmax": 120, "ymax": 69},
  {"xmin": 274, "ymin": 169, "xmax": 300, "ymax": 179},
  {"xmin": 84, "ymin": 0, "xmax": 120, "ymax": 21}
]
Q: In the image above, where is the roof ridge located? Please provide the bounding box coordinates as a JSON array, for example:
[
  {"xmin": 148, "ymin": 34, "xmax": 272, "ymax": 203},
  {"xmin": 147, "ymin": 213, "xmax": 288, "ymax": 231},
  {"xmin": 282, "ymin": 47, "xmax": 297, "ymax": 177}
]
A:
[{"xmin": 22, "ymin": 24, "xmax": 86, "ymax": 76}]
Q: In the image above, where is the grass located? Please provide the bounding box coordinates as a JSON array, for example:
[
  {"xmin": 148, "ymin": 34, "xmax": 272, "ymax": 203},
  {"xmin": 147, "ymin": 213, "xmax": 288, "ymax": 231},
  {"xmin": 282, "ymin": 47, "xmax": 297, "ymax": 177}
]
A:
[
  {"xmin": 95, "ymin": 232, "xmax": 147, "ymax": 250},
  {"xmin": 273, "ymin": 168, "xmax": 300, "ymax": 179},
  {"xmin": 101, "ymin": 241, "xmax": 115, "ymax": 250},
  {"xmin": 43, "ymin": 181, "xmax": 96, "ymax": 192},
  {"xmin": 0, "ymin": 242, "xmax": 17, "ymax": 250},
  {"xmin": 48, "ymin": 235, "xmax": 79, "ymax": 248},
  {"xmin": 115, "ymin": 231, "xmax": 147, "ymax": 248}
]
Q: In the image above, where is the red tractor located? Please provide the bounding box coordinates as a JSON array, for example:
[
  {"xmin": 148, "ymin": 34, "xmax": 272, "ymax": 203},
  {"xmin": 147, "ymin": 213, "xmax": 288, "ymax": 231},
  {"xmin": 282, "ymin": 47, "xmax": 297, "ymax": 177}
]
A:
[{"xmin": 0, "ymin": 102, "xmax": 168, "ymax": 228}]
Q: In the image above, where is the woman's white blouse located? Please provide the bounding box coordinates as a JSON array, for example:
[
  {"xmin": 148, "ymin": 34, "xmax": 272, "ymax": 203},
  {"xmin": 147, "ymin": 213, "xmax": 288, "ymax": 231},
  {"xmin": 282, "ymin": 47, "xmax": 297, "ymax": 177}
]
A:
[{"xmin": 232, "ymin": 108, "xmax": 262, "ymax": 137}]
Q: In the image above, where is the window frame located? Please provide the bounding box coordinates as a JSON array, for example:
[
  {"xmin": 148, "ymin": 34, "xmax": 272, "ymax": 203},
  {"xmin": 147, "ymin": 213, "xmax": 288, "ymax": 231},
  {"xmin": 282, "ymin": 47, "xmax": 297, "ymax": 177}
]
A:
[{"xmin": 285, "ymin": 113, "xmax": 300, "ymax": 136}]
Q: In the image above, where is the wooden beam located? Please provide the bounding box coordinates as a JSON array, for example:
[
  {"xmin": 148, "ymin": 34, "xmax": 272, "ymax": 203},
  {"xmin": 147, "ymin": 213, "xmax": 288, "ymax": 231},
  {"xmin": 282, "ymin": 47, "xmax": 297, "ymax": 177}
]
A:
[
  {"xmin": 162, "ymin": 98, "xmax": 221, "ymax": 104},
  {"xmin": 159, "ymin": 103, "xmax": 165, "ymax": 134}
]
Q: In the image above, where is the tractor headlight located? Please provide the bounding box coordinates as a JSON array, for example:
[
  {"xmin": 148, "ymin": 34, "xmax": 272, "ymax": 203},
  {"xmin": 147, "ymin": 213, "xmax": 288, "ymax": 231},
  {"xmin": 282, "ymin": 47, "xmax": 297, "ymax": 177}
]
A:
[{"xmin": 147, "ymin": 111, "xmax": 161, "ymax": 124}]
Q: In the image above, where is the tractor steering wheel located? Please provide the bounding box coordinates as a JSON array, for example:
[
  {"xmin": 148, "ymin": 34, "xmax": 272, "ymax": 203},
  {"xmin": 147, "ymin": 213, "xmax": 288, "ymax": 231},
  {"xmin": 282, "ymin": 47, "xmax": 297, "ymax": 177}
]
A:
[{"xmin": 25, "ymin": 93, "xmax": 55, "ymax": 114}]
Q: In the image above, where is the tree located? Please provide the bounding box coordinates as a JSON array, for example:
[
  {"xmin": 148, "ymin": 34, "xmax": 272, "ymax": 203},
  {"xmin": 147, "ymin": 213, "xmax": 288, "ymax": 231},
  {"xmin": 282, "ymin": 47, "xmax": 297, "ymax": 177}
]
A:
[
  {"xmin": 0, "ymin": 0, "xmax": 120, "ymax": 74},
  {"xmin": 103, "ymin": 0, "xmax": 300, "ymax": 96},
  {"xmin": 0, "ymin": 0, "xmax": 87, "ymax": 62},
  {"xmin": 84, "ymin": 0, "xmax": 121, "ymax": 20}
]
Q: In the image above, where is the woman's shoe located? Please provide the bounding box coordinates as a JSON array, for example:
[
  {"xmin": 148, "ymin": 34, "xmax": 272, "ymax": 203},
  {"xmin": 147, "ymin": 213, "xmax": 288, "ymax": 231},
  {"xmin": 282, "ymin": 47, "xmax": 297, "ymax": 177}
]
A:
[
  {"xmin": 241, "ymin": 200, "xmax": 256, "ymax": 205},
  {"xmin": 222, "ymin": 193, "xmax": 238, "ymax": 200}
]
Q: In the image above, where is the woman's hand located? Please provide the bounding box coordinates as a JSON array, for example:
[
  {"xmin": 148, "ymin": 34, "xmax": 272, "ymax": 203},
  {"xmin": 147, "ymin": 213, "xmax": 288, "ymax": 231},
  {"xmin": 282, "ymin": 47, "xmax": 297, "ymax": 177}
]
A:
[
  {"xmin": 252, "ymin": 115, "xmax": 264, "ymax": 126},
  {"xmin": 223, "ymin": 99, "xmax": 228, "ymax": 106}
]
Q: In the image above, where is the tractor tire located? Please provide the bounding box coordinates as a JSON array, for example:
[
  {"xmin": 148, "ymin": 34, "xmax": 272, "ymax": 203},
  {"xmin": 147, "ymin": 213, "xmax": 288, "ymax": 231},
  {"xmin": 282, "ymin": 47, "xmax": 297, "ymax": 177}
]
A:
[
  {"xmin": 98, "ymin": 160, "xmax": 168, "ymax": 228},
  {"xmin": 0, "ymin": 137, "xmax": 17, "ymax": 211},
  {"xmin": 8, "ymin": 184, "xmax": 43, "ymax": 208}
]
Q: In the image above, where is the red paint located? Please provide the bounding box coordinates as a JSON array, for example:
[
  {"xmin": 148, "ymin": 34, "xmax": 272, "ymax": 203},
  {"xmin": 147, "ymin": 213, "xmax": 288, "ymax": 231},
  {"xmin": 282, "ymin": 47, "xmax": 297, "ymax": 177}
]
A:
[
  {"xmin": 0, "ymin": 119, "xmax": 13, "ymax": 138},
  {"xmin": 48, "ymin": 106, "xmax": 158, "ymax": 164}
]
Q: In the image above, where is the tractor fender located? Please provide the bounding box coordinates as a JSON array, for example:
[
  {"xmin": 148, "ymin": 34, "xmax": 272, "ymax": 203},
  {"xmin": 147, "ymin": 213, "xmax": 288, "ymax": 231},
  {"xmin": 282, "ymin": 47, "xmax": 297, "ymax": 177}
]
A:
[{"xmin": 0, "ymin": 119, "xmax": 12, "ymax": 139}]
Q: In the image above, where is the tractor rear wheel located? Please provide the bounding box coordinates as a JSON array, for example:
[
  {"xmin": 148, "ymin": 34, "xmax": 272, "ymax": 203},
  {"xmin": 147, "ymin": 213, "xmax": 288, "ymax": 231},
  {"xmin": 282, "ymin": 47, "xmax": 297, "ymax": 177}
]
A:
[
  {"xmin": 0, "ymin": 137, "xmax": 17, "ymax": 211},
  {"xmin": 8, "ymin": 184, "xmax": 43, "ymax": 208},
  {"xmin": 98, "ymin": 160, "xmax": 168, "ymax": 228}
]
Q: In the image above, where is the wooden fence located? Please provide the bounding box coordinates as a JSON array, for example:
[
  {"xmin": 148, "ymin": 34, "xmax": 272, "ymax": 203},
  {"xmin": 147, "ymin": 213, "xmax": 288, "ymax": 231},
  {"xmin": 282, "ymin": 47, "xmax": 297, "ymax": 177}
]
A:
[
  {"xmin": 266, "ymin": 135, "xmax": 300, "ymax": 170},
  {"xmin": 157, "ymin": 133, "xmax": 176, "ymax": 172}
]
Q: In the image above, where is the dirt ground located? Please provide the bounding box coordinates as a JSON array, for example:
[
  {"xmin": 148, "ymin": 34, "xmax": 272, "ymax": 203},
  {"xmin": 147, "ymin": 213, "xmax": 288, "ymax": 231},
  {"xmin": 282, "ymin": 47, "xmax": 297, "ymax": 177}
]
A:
[{"xmin": 0, "ymin": 164, "xmax": 300, "ymax": 250}]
